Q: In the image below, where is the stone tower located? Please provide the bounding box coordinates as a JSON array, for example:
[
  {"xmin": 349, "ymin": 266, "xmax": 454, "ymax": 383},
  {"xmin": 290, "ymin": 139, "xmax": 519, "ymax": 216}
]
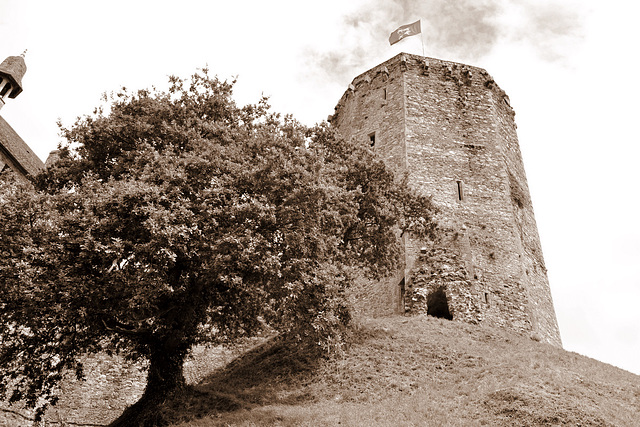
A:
[
  {"xmin": 0, "ymin": 53, "xmax": 27, "ymax": 111},
  {"xmin": 331, "ymin": 53, "xmax": 561, "ymax": 346}
]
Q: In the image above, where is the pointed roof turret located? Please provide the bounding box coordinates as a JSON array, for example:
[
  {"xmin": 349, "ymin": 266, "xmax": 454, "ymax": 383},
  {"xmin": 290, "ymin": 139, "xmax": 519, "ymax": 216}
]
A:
[{"xmin": 0, "ymin": 52, "xmax": 27, "ymax": 99}]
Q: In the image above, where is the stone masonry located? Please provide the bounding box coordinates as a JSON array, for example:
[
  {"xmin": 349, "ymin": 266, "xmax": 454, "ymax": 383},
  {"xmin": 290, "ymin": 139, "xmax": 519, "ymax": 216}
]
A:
[{"xmin": 331, "ymin": 53, "xmax": 561, "ymax": 347}]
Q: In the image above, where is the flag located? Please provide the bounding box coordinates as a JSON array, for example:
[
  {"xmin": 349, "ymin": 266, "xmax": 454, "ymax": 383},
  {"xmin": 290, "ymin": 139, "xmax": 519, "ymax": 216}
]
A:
[{"xmin": 389, "ymin": 20, "xmax": 421, "ymax": 46}]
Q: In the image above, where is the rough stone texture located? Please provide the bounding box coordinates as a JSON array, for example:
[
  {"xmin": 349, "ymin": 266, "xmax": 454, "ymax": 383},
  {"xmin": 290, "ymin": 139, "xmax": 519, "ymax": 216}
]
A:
[
  {"xmin": 347, "ymin": 272, "xmax": 405, "ymax": 319},
  {"xmin": 331, "ymin": 53, "xmax": 561, "ymax": 347},
  {"xmin": 0, "ymin": 342, "xmax": 260, "ymax": 425},
  {"xmin": 406, "ymin": 231, "xmax": 483, "ymax": 325},
  {"xmin": 0, "ymin": 354, "xmax": 145, "ymax": 426}
]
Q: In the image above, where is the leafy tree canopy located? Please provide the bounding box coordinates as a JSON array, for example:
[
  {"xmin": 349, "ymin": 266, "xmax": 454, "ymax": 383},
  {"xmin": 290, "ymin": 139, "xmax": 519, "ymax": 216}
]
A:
[{"xmin": 0, "ymin": 70, "xmax": 436, "ymax": 425}]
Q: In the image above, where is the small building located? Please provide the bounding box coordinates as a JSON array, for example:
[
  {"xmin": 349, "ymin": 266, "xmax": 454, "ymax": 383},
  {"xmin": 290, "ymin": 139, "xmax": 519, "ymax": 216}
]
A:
[{"xmin": 0, "ymin": 53, "xmax": 45, "ymax": 180}]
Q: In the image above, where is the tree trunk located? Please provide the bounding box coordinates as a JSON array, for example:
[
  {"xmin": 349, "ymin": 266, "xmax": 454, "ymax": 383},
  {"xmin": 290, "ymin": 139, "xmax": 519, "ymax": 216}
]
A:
[
  {"xmin": 144, "ymin": 348, "xmax": 187, "ymax": 398},
  {"xmin": 109, "ymin": 345, "xmax": 187, "ymax": 427}
]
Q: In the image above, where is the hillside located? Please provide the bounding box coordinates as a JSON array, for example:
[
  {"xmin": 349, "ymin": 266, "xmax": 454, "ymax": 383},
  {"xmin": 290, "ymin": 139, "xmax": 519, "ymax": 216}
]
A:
[
  {"xmin": 2, "ymin": 315, "xmax": 639, "ymax": 426},
  {"xmin": 164, "ymin": 315, "xmax": 640, "ymax": 426}
]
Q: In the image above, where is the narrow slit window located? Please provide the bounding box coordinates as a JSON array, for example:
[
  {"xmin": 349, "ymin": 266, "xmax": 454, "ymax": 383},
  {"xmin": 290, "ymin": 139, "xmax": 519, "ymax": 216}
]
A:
[
  {"xmin": 484, "ymin": 292, "xmax": 489, "ymax": 305},
  {"xmin": 456, "ymin": 180, "xmax": 464, "ymax": 201},
  {"xmin": 369, "ymin": 132, "xmax": 376, "ymax": 147},
  {"xmin": 383, "ymin": 88, "xmax": 387, "ymax": 100}
]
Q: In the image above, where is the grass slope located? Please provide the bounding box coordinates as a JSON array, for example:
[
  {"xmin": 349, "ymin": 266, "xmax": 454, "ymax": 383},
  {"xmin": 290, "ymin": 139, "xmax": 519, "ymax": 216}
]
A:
[{"xmin": 156, "ymin": 315, "xmax": 640, "ymax": 426}]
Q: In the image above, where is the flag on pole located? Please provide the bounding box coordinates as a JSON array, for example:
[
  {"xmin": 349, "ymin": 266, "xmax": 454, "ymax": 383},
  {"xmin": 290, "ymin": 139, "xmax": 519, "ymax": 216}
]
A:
[{"xmin": 389, "ymin": 20, "xmax": 421, "ymax": 46}]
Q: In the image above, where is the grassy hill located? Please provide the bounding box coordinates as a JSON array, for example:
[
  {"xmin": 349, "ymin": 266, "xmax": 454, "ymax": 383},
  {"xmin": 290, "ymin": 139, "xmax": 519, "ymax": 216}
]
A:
[
  {"xmin": 2, "ymin": 315, "xmax": 639, "ymax": 426},
  {"xmin": 155, "ymin": 315, "xmax": 640, "ymax": 426}
]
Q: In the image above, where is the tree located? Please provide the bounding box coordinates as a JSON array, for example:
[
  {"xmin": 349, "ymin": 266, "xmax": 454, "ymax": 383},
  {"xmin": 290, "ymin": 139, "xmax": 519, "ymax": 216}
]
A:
[{"xmin": 0, "ymin": 70, "xmax": 437, "ymax": 425}]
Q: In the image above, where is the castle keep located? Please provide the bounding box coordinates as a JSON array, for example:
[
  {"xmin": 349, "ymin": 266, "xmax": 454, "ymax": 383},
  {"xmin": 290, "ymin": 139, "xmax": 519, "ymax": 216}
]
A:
[{"xmin": 331, "ymin": 53, "xmax": 561, "ymax": 346}]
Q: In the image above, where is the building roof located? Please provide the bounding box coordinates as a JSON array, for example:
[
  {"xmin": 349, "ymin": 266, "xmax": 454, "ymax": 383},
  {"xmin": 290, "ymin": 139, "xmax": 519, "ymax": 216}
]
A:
[
  {"xmin": 0, "ymin": 55, "xmax": 27, "ymax": 98},
  {"xmin": 0, "ymin": 115, "xmax": 44, "ymax": 177}
]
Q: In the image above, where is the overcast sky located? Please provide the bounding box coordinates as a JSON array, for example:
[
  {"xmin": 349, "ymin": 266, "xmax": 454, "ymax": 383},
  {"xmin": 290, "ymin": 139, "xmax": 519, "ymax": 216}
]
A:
[{"xmin": 1, "ymin": 0, "xmax": 639, "ymax": 375}]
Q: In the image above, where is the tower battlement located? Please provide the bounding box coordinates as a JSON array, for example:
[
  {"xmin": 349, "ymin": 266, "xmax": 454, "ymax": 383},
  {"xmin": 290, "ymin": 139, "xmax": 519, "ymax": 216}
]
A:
[{"xmin": 331, "ymin": 53, "xmax": 561, "ymax": 346}]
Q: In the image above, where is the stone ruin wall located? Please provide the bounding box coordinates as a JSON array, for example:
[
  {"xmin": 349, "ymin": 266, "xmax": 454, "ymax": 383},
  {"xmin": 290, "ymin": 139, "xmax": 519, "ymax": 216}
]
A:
[
  {"xmin": 332, "ymin": 53, "xmax": 561, "ymax": 346},
  {"xmin": 330, "ymin": 56, "xmax": 407, "ymax": 319},
  {"xmin": 0, "ymin": 343, "xmax": 256, "ymax": 425}
]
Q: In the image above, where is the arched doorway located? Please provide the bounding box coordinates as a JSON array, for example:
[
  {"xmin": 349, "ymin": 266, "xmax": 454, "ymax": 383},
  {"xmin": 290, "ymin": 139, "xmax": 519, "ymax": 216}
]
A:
[{"xmin": 427, "ymin": 288, "xmax": 452, "ymax": 320}]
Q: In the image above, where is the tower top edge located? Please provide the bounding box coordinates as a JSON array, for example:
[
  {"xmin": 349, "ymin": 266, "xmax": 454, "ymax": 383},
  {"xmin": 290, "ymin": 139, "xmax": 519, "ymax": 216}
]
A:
[
  {"xmin": 332, "ymin": 53, "xmax": 508, "ymax": 116},
  {"xmin": 349, "ymin": 53, "xmax": 490, "ymax": 85}
]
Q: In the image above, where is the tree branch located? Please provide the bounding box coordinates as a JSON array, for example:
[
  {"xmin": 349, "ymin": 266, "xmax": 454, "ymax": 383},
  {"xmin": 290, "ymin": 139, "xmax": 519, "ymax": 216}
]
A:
[{"xmin": 100, "ymin": 318, "xmax": 150, "ymax": 337}]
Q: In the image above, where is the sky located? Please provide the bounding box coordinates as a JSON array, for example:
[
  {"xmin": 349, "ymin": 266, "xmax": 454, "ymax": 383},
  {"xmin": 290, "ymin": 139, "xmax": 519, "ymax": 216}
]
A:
[{"xmin": 1, "ymin": 0, "xmax": 639, "ymax": 375}]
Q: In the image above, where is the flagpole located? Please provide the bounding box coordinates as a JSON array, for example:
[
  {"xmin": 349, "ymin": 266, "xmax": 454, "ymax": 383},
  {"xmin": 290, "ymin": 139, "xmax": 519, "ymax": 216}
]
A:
[{"xmin": 420, "ymin": 19, "xmax": 426, "ymax": 58}]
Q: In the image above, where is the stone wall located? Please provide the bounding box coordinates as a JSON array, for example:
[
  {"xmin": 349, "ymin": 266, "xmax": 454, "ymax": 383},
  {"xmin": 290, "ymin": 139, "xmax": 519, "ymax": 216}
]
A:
[
  {"xmin": 0, "ymin": 343, "xmax": 255, "ymax": 425},
  {"xmin": 0, "ymin": 353, "xmax": 145, "ymax": 426},
  {"xmin": 332, "ymin": 53, "xmax": 561, "ymax": 346},
  {"xmin": 347, "ymin": 272, "xmax": 405, "ymax": 319},
  {"xmin": 406, "ymin": 231, "xmax": 483, "ymax": 324}
]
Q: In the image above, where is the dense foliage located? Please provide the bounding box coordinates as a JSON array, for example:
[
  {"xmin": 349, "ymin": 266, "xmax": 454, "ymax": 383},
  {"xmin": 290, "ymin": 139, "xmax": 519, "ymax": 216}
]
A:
[{"xmin": 0, "ymin": 70, "xmax": 436, "ymax": 424}]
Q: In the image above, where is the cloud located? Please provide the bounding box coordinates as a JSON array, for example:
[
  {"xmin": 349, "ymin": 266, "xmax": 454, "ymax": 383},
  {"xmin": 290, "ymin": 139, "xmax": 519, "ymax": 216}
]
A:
[
  {"xmin": 422, "ymin": 0, "xmax": 501, "ymax": 60},
  {"xmin": 302, "ymin": 0, "xmax": 585, "ymax": 86},
  {"xmin": 508, "ymin": 1, "xmax": 585, "ymax": 62}
]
